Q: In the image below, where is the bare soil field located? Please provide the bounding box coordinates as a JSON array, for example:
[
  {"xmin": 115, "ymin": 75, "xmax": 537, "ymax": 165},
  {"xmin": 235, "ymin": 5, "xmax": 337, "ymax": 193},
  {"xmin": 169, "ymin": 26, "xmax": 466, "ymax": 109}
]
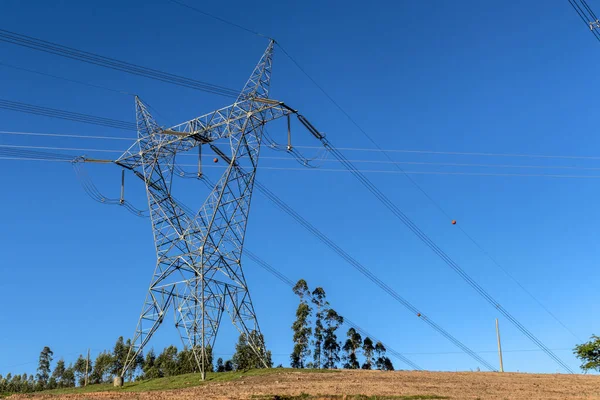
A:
[{"xmin": 9, "ymin": 370, "xmax": 600, "ymax": 400}]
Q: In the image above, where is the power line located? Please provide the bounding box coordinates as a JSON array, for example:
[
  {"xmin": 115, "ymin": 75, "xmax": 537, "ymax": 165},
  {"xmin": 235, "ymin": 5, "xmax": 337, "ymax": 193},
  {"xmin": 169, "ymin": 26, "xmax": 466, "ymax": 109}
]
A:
[
  {"xmin": 0, "ymin": 157, "xmax": 72, "ymax": 163},
  {"xmin": 0, "ymin": 99, "xmax": 137, "ymax": 131},
  {"xmin": 0, "ymin": 146, "xmax": 75, "ymax": 161},
  {"xmin": 0, "ymin": 130, "xmax": 135, "ymax": 141},
  {"xmin": 568, "ymin": 0, "xmax": 600, "ymax": 42},
  {"xmin": 158, "ymin": 164, "xmax": 600, "ymax": 179},
  {"xmin": 0, "ymin": 144, "xmax": 122, "ymax": 154},
  {"xmin": 399, "ymin": 348, "xmax": 573, "ymax": 356},
  {"xmin": 287, "ymin": 146, "xmax": 600, "ymax": 161},
  {"xmin": 0, "ymin": 29, "xmax": 240, "ymax": 98},
  {"xmin": 167, "ymin": 158, "xmax": 600, "ymax": 172},
  {"xmin": 167, "ymin": 0, "xmax": 270, "ymax": 39},
  {"xmin": 582, "ymin": 0, "xmax": 599, "ymax": 20}
]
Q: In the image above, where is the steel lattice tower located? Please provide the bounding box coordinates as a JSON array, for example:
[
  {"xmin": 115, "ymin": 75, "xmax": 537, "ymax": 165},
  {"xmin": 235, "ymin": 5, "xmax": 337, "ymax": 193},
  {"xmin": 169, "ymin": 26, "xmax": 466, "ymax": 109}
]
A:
[{"xmin": 116, "ymin": 40, "xmax": 295, "ymax": 379}]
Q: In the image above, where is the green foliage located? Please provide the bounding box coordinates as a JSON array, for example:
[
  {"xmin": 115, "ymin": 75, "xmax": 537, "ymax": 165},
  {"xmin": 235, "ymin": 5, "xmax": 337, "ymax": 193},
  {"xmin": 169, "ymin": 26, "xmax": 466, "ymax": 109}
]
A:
[
  {"xmin": 362, "ymin": 337, "xmax": 375, "ymax": 370},
  {"xmin": 110, "ymin": 337, "xmax": 128, "ymax": 378},
  {"xmin": 90, "ymin": 352, "xmax": 114, "ymax": 384},
  {"xmin": 323, "ymin": 308, "xmax": 344, "ymax": 369},
  {"xmin": 374, "ymin": 342, "xmax": 394, "ymax": 371},
  {"xmin": 574, "ymin": 335, "xmax": 600, "ymax": 372},
  {"xmin": 47, "ymin": 377, "xmax": 57, "ymax": 390},
  {"xmin": 216, "ymin": 357, "xmax": 225, "ymax": 372},
  {"xmin": 293, "ymin": 279, "xmax": 310, "ymax": 298},
  {"xmin": 155, "ymin": 345, "xmax": 179, "ymax": 377},
  {"xmin": 177, "ymin": 346, "xmax": 213, "ymax": 374},
  {"xmin": 73, "ymin": 354, "xmax": 90, "ymax": 387},
  {"xmin": 233, "ymin": 331, "xmax": 272, "ymax": 370},
  {"xmin": 62, "ymin": 365, "xmax": 76, "ymax": 388},
  {"xmin": 311, "ymin": 287, "xmax": 327, "ymax": 369},
  {"xmin": 36, "ymin": 346, "xmax": 54, "ymax": 388},
  {"xmin": 343, "ymin": 328, "xmax": 362, "ymax": 369},
  {"xmin": 382, "ymin": 358, "xmax": 394, "ymax": 371},
  {"xmin": 0, "ymin": 372, "xmax": 35, "ymax": 394},
  {"xmin": 51, "ymin": 359, "xmax": 66, "ymax": 388},
  {"xmin": 291, "ymin": 279, "xmax": 312, "ymax": 368},
  {"xmin": 3, "ymin": 374, "xmax": 11, "ymax": 393},
  {"xmin": 142, "ymin": 348, "xmax": 162, "ymax": 379}
]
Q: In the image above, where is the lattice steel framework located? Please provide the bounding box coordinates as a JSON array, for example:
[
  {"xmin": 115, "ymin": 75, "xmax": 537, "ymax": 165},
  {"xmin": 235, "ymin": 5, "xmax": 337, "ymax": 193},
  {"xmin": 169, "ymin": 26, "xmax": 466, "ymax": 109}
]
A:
[{"xmin": 116, "ymin": 40, "xmax": 295, "ymax": 379}]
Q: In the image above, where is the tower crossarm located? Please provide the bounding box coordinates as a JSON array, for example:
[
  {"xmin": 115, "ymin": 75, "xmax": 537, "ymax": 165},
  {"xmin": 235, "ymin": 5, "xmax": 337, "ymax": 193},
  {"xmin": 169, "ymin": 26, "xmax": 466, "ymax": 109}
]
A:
[{"xmin": 115, "ymin": 99, "xmax": 295, "ymax": 170}]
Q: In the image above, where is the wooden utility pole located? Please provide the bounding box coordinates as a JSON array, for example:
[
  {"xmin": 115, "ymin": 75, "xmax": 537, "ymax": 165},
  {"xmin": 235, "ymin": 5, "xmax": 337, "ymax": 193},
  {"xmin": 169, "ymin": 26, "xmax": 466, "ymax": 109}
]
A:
[
  {"xmin": 496, "ymin": 318, "xmax": 504, "ymax": 372},
  {"xmin": 85, "ymin": 348, "xmax": 90, "ymax": 386}
]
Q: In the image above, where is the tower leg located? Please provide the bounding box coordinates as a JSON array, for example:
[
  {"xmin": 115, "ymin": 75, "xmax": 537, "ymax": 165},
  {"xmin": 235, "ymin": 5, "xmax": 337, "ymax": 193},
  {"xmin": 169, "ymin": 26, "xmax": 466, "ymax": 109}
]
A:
[{"xmin": 224, "ymin": 281, "xmax": 269, "ymax": 368}]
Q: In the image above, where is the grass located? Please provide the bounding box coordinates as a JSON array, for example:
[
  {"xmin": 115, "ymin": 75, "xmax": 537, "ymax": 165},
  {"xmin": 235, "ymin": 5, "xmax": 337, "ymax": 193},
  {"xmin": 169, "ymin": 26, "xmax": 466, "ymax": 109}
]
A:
[
  {"xmin": 40, "ymin": 368, "xmax": 337, "ymax": 396},
  {"xmin": 251, "ymin": 395, "xmax": 447, "ymax": 400}
]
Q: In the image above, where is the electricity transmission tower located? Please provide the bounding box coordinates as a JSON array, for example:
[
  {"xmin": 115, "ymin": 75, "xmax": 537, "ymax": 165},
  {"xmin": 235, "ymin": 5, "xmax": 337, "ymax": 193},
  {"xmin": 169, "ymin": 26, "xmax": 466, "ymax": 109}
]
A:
[{"xmin": 116, "ymin": 40, "xmax": 296, "ymax": 379}]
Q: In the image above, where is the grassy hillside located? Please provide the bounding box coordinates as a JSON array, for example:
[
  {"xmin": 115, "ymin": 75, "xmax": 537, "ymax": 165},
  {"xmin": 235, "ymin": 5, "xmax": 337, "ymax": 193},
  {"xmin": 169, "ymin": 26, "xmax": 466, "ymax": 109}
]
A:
[{"xmin": 38, "ymin": 368, "xmax": 335, "ymax": 396}]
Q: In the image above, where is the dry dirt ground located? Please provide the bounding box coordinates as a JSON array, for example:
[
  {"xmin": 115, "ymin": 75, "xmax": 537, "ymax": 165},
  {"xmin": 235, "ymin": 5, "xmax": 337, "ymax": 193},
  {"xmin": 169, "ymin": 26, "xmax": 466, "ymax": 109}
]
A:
[{"xmin": 10, "ymin": 370, "xmax": 600, "ymax": 400}]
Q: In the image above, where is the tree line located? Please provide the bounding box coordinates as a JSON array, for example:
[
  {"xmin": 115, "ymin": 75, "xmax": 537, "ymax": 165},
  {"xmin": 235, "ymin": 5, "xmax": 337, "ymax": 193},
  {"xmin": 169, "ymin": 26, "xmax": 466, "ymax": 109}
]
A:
[{"xmin": 290, "ymin": 279, "xmax": 394, "ymax": 371}]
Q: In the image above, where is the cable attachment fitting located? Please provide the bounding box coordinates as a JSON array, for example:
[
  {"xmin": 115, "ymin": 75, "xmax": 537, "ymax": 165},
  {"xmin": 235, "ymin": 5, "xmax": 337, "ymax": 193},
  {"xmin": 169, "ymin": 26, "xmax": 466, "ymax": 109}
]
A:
[
  {"xmin": 286, "ymin": 114, "xmax": 292, "ymax": 151},
  {"xmin": 297, "ymin": 114, "xmax": 324, "ymax": 140},
  {"xmin": 120, "ymin": 169, "xmax": 125, "ymax": 205}
]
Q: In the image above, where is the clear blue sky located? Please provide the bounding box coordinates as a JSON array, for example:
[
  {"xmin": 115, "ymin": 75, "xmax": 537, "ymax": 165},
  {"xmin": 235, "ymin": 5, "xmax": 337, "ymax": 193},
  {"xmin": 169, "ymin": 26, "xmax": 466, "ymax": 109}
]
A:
[{"xmin": 1, "ymin": 0, "xmax": 599, "ymax": 375}]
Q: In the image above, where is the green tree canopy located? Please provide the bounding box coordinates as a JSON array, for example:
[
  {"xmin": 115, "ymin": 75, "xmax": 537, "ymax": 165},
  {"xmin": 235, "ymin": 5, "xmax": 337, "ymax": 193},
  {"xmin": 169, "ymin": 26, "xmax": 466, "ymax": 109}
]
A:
[
  {"xmin": 323, "ymin": 308, "xmax": 344, "ymax": 369},
  {"xmin": 51, "ymin": 359, "xmax": 66, "ymax": 387},
  {"xmin": 73, "ymin": 354, "xmax": 90, "ymax": 387},
  {"xmin": 291, "ymin": 279, "xmax": 312, "ymax": 368},
  {"xmin": 177, "ymin": 346, "xmax": 212, "ymax": 374},
  {"xmin": 62, "ymin": 364, "xmax": 76, "ymax": 388},
  {"xmin": 216, "ymin": 357, "xmax": 225, "ymax": 373},
  {"xmin": 89, "ymin": 352, "xmax": 113, "ymax": 384},
  {"xmin": 142, "ymin": 349, "xmax": 162, "ymax": 379},
  {"xmin": 36, "ymin": 346, "xmax": 54, "ymax": 388},
  {"xmin": 362, "ymin": 337, "xmax": 375, "ymax": 370},
  {"xmin": 374, "ymin": 341, "xmax": 394, "ymax": 371},
  {"xmin": 574, "ymin": 335, "xmax": 600, "ymax": 372},
  {"xmin": 343, "ymin": 328, "xmax": 362, "ymax": 369},
  {"xmin": 233, "ymin": 331, "xmax": 272, "ymax": 370},
  {"xmin": 110, "ymin": 337, "xmax": 128, "ymax": 378},
  {"xmin": 311, "ymin": 287, "xmax": 327, "ymax": 369},
  {"xmin": 155, "ymin": 345, "xmax": 179, "ymax": 377}
]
